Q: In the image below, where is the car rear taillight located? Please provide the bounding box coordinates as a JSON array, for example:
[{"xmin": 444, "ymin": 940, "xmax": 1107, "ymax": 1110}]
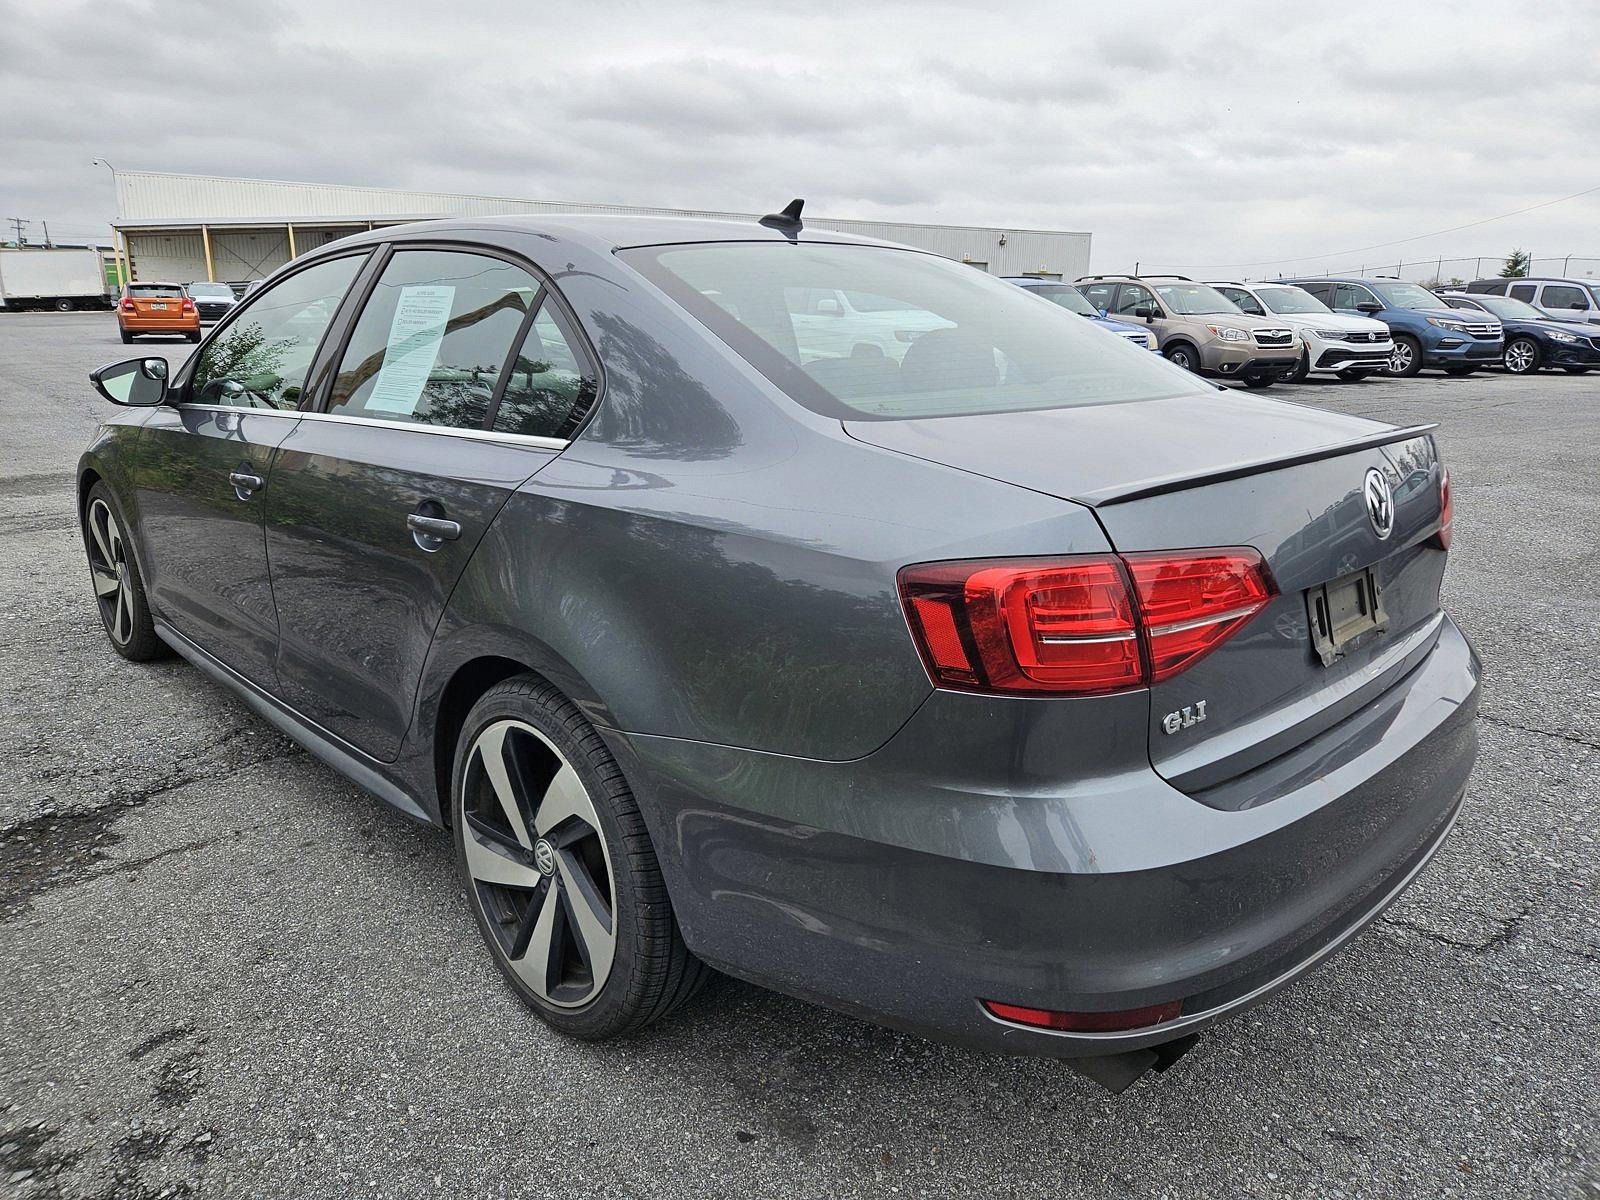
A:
[
  {"xmin": 982, "ymin": 998, "xmax": 1183, "ymax": 1032},
  {"xmin": 119, "ymin": 297, "xmax": 135, "ymax": 313},
  {"xmin": 1436, "ymin": 466, "xmax": 1452, "ymax": 550},
  {"xmin": 898, "ymin": 548, "xmax": 1274, "ymax": 696},
  {"xmin": 180, "ymin": 297, "xmax": 195, "ymax": 313},
  {"xmin": 1123, "ymin": 550, "xmax": 1275, "ymax": 684}
]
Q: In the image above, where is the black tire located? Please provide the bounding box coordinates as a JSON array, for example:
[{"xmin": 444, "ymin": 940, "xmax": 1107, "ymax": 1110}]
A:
[
  {"xmin": 1444, "ymin": 366, "xmax": 1478, "ymax": 376},
  {"xmin": 1240, "ymin": 371, "xmax": 1278, "ymax": 389},
  {"xmin": 120, "ymin": 329, "xmax": 135, "ymax": 344},
  {"xmin": 1286, "ymin": 350, "xmax": 1310, "ymax": 384},
  {"xmin": 452, "ymin": 675, "xmax": 708, "ymax": 1040},
  {"xmin": 1502, "ymin": 336, "xmax": 1542, "ymax": 375},
  {"xmin": 55, "ymin": 298, "xmax": 76, "ymax": 313},
  {"xmin": 1164, "ymin": 342, "xmax": 1200, "ymax": 373},
  {"xmin": 186, "ymin": 331, "xmax": 201, "ymax": 343},
  {"xmin": 1338, "ymin": 368, "xmax": 1376, "ymax": 381},
  {"xmin": 1386, "ymin": 335, "xmax": 1422, "ymax": 377},
  {"xmin": 82, "ymin": 482, "xmax": 168, "ymax": 662}
]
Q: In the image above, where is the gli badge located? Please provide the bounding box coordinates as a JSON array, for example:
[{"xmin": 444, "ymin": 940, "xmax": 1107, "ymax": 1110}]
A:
[{"xmin": 1162, "ymin": 700, "xmax": 1208, "ymax": 735}]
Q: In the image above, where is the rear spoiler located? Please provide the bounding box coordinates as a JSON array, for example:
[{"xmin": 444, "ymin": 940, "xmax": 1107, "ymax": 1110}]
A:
[{"xmin": 1074, "ymin": 424, "xmax": 1439, "ymax": 507}]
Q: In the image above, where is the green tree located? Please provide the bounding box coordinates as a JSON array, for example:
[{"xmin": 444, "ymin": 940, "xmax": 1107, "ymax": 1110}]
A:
[{"xmin": 1499, "ymin": 248, "xmax": 1532, "ymax": 278}]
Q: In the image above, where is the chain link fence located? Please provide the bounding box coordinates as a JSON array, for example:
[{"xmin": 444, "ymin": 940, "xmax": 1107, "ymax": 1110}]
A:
[{"xmin": 1251, "ymin": 255, "xmax": 1600, "ymax": 286}]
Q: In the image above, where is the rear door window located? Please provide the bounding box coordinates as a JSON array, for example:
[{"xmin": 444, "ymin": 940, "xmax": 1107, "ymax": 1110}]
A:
[
  {"xmin": 490, "ymin": 301, "xmax": 599, "ymax": 439},
  {"xmin": 327, "ymin": 249, "xmax": 538, "ymax": 430},
  {"xmin": 190, "ymin": 255, "xmax": 366, "ymax": 410},
  {"xmin": 1508, "ymin": 283, "xmax": 1537, "ymax": 302},
  {"xmin": 1541, "ymin": 284, "xmax": 1589, "ymax": 312},
  {"xmin": 1331, "ymin": 283, "xmax": 1376, "ymax": 311},
  {"xmin": 1077, "ymin": 281, "xmax": 1115, "ymax": 311},
  {"xmin": 1218, "ymin": 287, "xmax": 1264, "ymax": 316},
  {"xmin": 1297, "ymin": 282, "xmax": 1333, "ymax": 303}
]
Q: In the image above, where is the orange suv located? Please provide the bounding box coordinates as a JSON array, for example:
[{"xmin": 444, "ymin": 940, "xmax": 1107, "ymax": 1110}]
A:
[{"xmin": 118, "ymin": 282, "xmax": 201, "ymax": 344}]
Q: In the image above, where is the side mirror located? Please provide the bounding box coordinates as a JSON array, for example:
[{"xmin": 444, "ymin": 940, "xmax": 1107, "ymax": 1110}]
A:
[
  {"xmin": 1355, "ymin": 301, "xmax": 1383, "ymax": 314},
  {"xmin": 90, "ymin": 357, "xmax": 170, "ymax": 407},
  {"xmin": 1135, "ymin": 305, "xmax": 1160, "ymax": 322}
]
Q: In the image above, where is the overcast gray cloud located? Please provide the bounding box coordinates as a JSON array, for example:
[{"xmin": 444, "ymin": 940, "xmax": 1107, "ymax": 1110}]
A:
[{"xmin": 4, "ymin": 0, "xmax": 1598, "ymax": 277}]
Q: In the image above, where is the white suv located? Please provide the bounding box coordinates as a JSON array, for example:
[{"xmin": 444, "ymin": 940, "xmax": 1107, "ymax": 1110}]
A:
[{"xmin": 1210, "ymin": 281, "xmax": 1393, "ymax": 383}]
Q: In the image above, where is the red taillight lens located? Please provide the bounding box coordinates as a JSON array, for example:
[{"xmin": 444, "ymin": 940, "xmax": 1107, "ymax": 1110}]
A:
[
  {"xmin": 119, "ymin": 297, "xmax": 135, "ymax": 312},
  {"xmin": 1437, "ymin": 466, "xmax": 1452, "ymax": 550},
  {"xmin": 1123, "ymin": 549, "xmax": 1274, "ymax": 683},
  {"xmin": 900, "ymin": 557, "xmax": 1142, "ymax": 695},
  {"xmin": 899, "ymin": 548, "xmax": 1274, "ymax": 696},
  {"xmin": 982, "ymin": 998, "xmax": 1183, "ymax": 1032},
  {"xmin": 180, "ymin": 297, "xmax": 196, "ymax": 312}
]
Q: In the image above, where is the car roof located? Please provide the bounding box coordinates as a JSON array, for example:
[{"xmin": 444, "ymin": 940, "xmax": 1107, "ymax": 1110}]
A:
[{"xmin": 322, "ymin": 212, "xmax": 918, "ymax": 257}]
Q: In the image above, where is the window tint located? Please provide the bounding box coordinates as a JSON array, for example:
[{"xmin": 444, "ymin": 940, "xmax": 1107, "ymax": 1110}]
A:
[
  {"xmin": 130, "ymin": 284, "xmax": 185, "ymax": 298},
  {"xmin": 1508, "ymin": 283, "xmax": 1537, "ymax": 302},
  {"xmin": 1331, "ymin": 283, "xmax": 1376, "ymax": 311},
  {"xmin": 491, "ymin": 302, "xmax": 599, "ymax": 440},
  {"xmin": 1113, "ymin": 284, "xmax": 1156, "ymax": 315},
  {"xmin": 1078, "ymin": 282, "xmax": 1115, "ymax": 311},
  {"xmin": 1297, "ymin": 282, "xmax": 1333, "ymax": 303},
  {"xmin": 191, "ymin": 255, "xmax": 365, "ymax": 409},
  {"xmin": 1542, "ymin": 284, "xmax": 1588, "ymax": 311},
  {"xmin": 621, "ymin": 243, "xmax": 1215, "ymax": 422},
  {"xmin": 328, "ymin": 250, "xmax": 537, "ymax": 430},
  {"xmin": 1220, "ymin": 287, "xmax": 1265, "ymax": 316}
]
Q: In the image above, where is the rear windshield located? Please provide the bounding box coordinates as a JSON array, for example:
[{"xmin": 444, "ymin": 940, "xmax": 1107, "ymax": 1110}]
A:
[
  {"xmin": 129, "ymin": 284, "xmax": 184, "ymax": 298},
  {"xmin": 622, "ymin": 243, "xmax": 1211, "ymax": 421}
]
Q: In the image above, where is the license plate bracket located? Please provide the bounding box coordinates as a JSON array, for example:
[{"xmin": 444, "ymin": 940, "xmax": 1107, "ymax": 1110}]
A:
[{"xmin": 1306, "ymin": 566, "xmax": 1386, "ymax": 667}]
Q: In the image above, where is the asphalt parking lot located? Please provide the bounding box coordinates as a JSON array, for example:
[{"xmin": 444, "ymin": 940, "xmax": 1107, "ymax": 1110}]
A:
[{"xmin": 1, "ymin": 310, "xmax": 1596, "ymax": 1199}]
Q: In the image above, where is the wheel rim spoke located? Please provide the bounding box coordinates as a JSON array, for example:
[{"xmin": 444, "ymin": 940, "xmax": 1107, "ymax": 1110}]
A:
[
  {"xmin": 91, "ymin": 565, "xmax": 120, "ymax": 597},
  {"xmin": 511, "ymin": 883, "xmax": 565, "ymax": 995},
  {"xmin": 463, "ymin": 818, "xmax": 545, "ymax": 889},
  {"xmin": 534, "ymin": 765, "xmax": 588, "ymax": 840},
  {"xmin": 477, "ymin": 724, "xmax": 533, "ymax": 848},
  {"xmin": 555, "ymin": 848, "xmax": 615, "ymax": 974},
  {"xmin": 114, "ymin": 588, "xmax": 132, "ymax": 643},
  {"xmin": 88, "ymin": 503, "xmax": 115, "ymax": 566}
]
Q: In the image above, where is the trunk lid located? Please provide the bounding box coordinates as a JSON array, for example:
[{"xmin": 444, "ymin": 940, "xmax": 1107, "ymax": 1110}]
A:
[{"xmin": 846, "ymin": 395, "xmax": 1448, "ymax": 797}]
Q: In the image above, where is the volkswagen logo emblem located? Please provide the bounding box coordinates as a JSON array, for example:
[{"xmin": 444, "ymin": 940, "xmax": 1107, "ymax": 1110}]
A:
[
  {"xmin": 533, "ymin": 838, "xmax": 557, "ymax": 877},
  {"xmin": 1364, "ymin": 467, "xmax": 1394, "ymax": 540}
]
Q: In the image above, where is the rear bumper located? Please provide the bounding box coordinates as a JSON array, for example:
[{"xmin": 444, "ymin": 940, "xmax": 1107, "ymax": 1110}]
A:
[
  {"xmin": 119, "ymin": 316, "xmax": 200, "ymax": 333},
  {"xmin": 613, "ymin": 615, "xmax": 1480, "ymax": 1059}
]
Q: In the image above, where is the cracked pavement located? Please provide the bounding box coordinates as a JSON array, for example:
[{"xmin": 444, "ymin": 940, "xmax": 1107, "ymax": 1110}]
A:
[{"xmin": 0, "ymin": 311, "xmax": 1596, "ymax": 1198}]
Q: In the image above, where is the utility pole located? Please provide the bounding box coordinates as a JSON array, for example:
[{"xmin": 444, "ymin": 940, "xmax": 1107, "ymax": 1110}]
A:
[
  {"xmin": 42, "ymin": 220, "xmax": 53, "ymax": 248},
  {"xmin": 7, "ymin": 217, "xmax": 29, "ymax": 247}
]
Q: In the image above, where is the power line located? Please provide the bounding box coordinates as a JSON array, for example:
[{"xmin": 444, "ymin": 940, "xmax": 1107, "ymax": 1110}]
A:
[{"xmin": 1162, "ymin": 182, "xmax": 1600, "ymax": 271}]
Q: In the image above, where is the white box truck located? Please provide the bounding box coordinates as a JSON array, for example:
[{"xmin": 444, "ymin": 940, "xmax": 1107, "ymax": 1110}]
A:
[{"xmin": 0, "ymin": 248, "xmax": 113, "ymax": 312}]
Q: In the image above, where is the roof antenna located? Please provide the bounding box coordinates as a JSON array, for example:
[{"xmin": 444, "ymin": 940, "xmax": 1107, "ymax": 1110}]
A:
[{"xmin": 759, "ymin": 198, "xmax": 805, "ymax": 234}]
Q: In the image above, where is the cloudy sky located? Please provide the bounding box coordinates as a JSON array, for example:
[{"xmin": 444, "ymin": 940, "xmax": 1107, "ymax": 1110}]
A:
[{"xmin": 5, "ymin": 0, "xmax": 1598, "ymax": 277}]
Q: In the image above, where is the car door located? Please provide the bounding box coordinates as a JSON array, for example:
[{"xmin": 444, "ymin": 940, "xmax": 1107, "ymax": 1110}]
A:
[
  {"xmin": 1330, "ymin": 283, "xmax": 1380, "ymax": 315},
  {"xmin": 133, "ymin": 252, "xmax": 371, "ymax": 687},
  {"xmin": 264, "ymin": 245, "xmax": 599, "ymax": 761},
  {"xmin": 1112, "ymin": 282, "xmax": 1165, "ymax": 340},
  {"xmin": 1537, "ymin": 283, "xmax": 1595, "ymax": 322}
]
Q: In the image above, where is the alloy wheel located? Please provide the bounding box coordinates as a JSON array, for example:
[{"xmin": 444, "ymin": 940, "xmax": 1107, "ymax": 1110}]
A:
[
  {"xmin": 460, "ymin": 719, "xmax": 617, "ymax": 1008},
  {"xmin": 1504, "ymin": 339, "xmax": 1537, "ymax": 374},
  {"xmin": 1388, "ymin": 341, "xmax": 1414, "ymax": 374},
  {"xmin": 86, "ymin": 498, "xmax": 134, "ymax": 646}
]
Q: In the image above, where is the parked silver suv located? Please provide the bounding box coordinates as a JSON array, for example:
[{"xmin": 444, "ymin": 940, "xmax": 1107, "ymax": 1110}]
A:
[{"xmin": 1077, "ymin": 274, "xmax": 1301, "ymax": 387}]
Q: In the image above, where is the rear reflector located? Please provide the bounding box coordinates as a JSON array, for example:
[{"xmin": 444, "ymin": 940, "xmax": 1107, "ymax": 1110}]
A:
[
  {"xmin": 982, "ymin": 998, "xmax": 1183, "ymax": 1032},
  {"xmin": 899, "ymin": 549, "xmax": 1273, "ymax": 696},
  {"xmin": 1436, "ymin": 466, "xmax": 1452, "ymax": 550}
]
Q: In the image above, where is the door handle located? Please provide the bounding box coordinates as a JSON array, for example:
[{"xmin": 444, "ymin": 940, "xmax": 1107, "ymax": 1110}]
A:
[
  {"xmin": 229, "ymin": 470, "xmax": 265, "ymax": 499},
  {"xmin": 407, "ymin": 511, "xmax": 461, "ymax": 551}
]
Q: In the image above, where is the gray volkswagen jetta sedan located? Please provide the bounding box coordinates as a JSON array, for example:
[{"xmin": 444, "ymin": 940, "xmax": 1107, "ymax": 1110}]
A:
[{"xmin": 78, "ymin": 206, "xmax": 1478, "ymax": 1090}]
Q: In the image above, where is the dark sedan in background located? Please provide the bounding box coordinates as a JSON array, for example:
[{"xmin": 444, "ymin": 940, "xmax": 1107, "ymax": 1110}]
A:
[
  {"xmin": 1438, "ymin": 290, "xmax": 1600, "ymax": 375},
  {"xmin": 77, "ymin": 210, "xmax": 1478, "ymax": 1092}
]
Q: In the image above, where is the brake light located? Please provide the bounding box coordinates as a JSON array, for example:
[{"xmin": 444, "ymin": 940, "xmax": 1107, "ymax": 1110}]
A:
[
  {"xmin": 1123, "ymin": 550, "xmax": 1275, "ymax": 683},
  {"xmin": 119, "ymin": 297, "xmax": 135, "ymax": 312},
  {"xmin": 899, "ymin": 549, "xmax": 1274, "ymax": 696},
  {"xmin": 1436, "ymin": 466, "xmax": 1452, "ymax": 550},
  {"xmin": 180, "ymin": 297, "xmax": 196, "ymax": 313},
  {"xmin": 982, "ymin": 998, "xmax": 1183, "ymax": 1032}
]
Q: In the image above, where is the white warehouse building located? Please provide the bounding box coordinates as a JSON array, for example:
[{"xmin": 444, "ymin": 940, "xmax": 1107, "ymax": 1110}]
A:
[{"xmin": 109, "ymin": 171, "xmax": 1091, "ymax": 287}]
